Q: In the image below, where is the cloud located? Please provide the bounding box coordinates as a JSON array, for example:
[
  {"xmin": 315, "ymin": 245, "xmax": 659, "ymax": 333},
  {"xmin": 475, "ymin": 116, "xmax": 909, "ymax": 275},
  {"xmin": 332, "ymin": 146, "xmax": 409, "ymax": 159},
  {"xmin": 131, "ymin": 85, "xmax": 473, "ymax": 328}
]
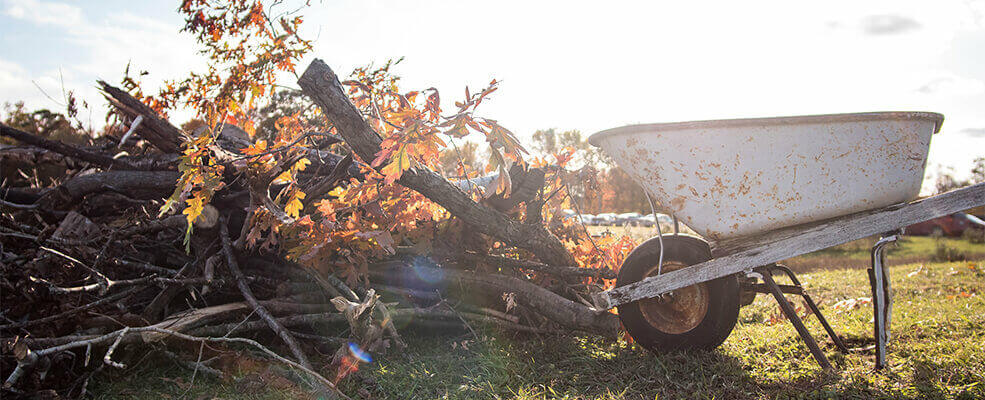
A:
[
  {"xmin": 960, "ymin": 128, "xmax": 985, "ymax": 138},
  {"xmin": 916, "ymin": 75, "xmax": 985, "ymax": 95},
  {"xmin": 0, "ymin": 59, "xmax": 35, "ymax": 102},
  {"xmin": 2, "ymin": 0, "xmax": 84, "ymax": 27},
  {"xmin": 859, "ymin": 14, "xmax": 922, "ymax": 35},
  {"xmin": 1, "ymin": 1, "xmax": 203, "ymax": 125}
]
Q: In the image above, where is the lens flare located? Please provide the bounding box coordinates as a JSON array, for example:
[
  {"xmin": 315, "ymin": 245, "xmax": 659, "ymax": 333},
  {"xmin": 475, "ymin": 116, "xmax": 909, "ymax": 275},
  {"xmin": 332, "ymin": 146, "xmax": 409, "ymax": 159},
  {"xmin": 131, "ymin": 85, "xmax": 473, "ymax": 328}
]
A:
[
  {"xmin": 411, "ymin": 257, "xmax": 444, "ymax": 284},
  {"xmin": 348, "ymin": 342, "xmax": 372, "ymax": 363}
]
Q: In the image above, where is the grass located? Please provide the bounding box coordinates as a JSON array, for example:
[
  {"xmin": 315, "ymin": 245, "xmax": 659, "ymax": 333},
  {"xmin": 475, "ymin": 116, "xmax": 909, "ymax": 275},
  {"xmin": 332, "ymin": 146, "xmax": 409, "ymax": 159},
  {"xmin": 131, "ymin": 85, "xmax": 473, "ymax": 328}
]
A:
[{"xmin": 94, "ymin": 258, "xmax": 985, "ymax": 399}]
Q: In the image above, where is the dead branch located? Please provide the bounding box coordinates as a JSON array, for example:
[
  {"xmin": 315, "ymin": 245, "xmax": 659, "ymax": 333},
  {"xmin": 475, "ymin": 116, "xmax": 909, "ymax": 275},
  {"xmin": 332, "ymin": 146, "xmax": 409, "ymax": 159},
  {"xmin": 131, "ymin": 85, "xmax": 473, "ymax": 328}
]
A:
[
  {"xmin": 36, "ymin": 170, "xmax": 180, "ymax": 209},
  {"xmin": 219, "ymin": 217, "xmax": 314, "ymax": 370},
  {"xmin": 372, "ymin": 262, "xmax": 620, "ymax": 337},
  {"xmin": 98, "ymin": 81, "xmax": 183, "ymax": 153},
  {"xmin": 298, "ymin": 59, "xmax": 576, "ymax": 267},
  {"xmin": 0, "ymin": 124, "xmax": 147, "ymax": 170}
]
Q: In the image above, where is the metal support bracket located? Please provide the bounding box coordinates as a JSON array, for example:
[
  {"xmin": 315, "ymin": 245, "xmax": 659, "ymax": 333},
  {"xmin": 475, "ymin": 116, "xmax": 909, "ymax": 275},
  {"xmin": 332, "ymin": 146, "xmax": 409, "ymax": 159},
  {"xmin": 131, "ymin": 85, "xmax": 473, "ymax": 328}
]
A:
[
  {"xmin": 868, "ymin": 232, "xmax": 899, "ymax": 369},
  {"xmin": 749, "ymin": 264, "xmax": 850, "ymax": 370}
]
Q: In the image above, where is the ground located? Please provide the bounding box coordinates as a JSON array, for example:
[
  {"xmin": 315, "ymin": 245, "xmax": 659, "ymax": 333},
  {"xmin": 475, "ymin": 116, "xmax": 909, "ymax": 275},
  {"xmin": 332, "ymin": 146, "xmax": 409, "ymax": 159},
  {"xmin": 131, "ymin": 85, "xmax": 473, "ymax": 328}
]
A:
[{"xmin": 94, "ymin": 237, "xmax": 985, "ymax": 399}]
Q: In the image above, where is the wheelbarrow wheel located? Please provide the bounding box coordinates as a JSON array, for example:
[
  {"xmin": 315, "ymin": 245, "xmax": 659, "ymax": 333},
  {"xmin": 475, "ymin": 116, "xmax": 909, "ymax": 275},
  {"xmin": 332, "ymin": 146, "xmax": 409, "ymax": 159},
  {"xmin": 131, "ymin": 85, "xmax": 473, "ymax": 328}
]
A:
[{"xmin": 616, "ymin": 235, "xmax": 740, "ymax": 352}]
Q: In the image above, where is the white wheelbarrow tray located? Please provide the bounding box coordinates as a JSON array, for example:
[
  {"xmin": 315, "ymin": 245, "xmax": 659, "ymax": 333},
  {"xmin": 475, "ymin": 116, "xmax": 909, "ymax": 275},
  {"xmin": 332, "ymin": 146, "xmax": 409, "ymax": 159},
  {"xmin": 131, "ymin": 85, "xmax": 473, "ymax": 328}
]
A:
[{"xmin": 588, "ymin": 112, "xmax": 944, "ymax": 239}]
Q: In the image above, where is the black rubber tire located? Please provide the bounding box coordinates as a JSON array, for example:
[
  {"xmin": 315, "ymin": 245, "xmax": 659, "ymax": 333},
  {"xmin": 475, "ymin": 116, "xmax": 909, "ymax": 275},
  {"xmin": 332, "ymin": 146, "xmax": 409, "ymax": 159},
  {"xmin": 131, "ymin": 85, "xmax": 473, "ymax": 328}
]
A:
[{"xmin": 616, "ymin": 235, "xmax": 740, "ymax": 352}]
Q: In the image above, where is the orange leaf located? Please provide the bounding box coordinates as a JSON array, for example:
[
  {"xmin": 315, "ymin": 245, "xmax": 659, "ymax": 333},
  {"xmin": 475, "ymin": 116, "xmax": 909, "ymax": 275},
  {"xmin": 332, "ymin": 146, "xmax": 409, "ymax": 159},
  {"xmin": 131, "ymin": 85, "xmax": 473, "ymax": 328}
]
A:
[{"xmin": 381, "ymin": 146, "xmax": 412, "ymax": 184}]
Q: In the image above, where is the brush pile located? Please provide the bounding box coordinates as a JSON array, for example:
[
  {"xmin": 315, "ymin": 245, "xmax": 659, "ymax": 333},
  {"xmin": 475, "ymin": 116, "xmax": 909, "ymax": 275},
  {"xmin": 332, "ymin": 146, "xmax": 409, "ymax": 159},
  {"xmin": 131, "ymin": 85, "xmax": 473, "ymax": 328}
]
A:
[{"xmin": 0, "ymin": 60, "xmax": 622, "ymax": 398}]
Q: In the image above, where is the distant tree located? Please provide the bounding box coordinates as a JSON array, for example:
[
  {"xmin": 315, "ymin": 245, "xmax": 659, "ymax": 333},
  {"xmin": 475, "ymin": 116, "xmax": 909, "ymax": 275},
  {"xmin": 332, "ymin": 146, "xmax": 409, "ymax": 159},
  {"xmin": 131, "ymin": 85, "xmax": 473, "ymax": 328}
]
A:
[
  {"xmin": 180, "ymin": 118, "xmax": 207, "ymax": 134},
  {"xmin": 595, "ymin": 167, "xmax": 650, "ymax": 213},
  {"xmin": 254, "ymin": 89, "xmax": 327, "ymax": 140},
  {"xmin": 530, "ymin": 128, "xmax": 608, "ymax": 168},
  {"xmin": 437, "ymin": 140, "xmax": 482, "ymax": 178},
  {"xmin": 971, "ymin": 156, "xmax": 985, "ymax": 184},
  {"xmin": 1, "ymin": 102, "xmax": 88, "ymax": 145},
  {"xmin": 933, "ymin": 166, "xmax": 970, "ymax": 195}
]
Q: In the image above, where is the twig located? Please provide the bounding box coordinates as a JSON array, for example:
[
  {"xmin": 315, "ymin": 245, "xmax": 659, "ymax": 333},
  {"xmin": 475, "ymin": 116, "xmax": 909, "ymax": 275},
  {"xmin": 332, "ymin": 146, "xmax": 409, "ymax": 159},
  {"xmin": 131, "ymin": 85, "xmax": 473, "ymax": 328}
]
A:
[
  {"xmin": 437, "ymin": 293, "xmax": 478, "ymax": 340},
  {"xmin": 2, "ymin": 326, "xmax": 352, "ymax": 400},
  {"xmin": 29, "ymin": 275, "xmax": 155, "ymax": 295},
  {"xmin": 180, "ymin": 341, "xmax": 206, "ymax": 398},
  {"xmin": 38, "ymin": 246, "xmax": 113, "ymax": 292},
  {"xmin": 119, "ymin": 115, "xmax": 143, "ymax": 147},
  {"xmin": 0, "ymin": 198, "xmax": 38, "ymax": 210},
  {"xmin": 102, "ymin": 327, "xmax": 129, "ymax": 368}
]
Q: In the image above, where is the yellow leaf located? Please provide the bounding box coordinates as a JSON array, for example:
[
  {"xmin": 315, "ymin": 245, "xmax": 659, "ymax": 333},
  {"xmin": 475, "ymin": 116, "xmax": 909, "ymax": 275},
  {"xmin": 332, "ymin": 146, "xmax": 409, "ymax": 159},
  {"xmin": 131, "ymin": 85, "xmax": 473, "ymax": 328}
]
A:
[
  {"xmin": 184, "ymin": 195, "xmax": 205, "ymax": 226},
  {"xmin": 286, "ymin": 191, "xmax": 306, "ymax": 219},
  {"xmin": 327, "ymin": 187, "xmax": 345, "ymax": 198},
  {"xmin": 293, "ymin": 157, "xmax": 310, "ymax": 172}
]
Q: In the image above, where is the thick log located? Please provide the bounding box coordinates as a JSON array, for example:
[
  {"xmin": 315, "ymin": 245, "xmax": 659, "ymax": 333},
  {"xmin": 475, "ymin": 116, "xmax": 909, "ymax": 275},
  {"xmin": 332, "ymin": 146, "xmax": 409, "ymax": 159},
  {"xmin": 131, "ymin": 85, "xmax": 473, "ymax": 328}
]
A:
[
  {"xmin": 37, "ymin": 170, "xmax": 180, "ymax": 209},
  {"xmin": 372, "ymin": 262, "xmax": 620, "ymax": 337},
  {"xmin": 298, "ymin": 59, "xmax": 575, "ymax": 267},
  {"xmin": 99, "ymin": 81, "xmax": 183, "ymax": 153}
]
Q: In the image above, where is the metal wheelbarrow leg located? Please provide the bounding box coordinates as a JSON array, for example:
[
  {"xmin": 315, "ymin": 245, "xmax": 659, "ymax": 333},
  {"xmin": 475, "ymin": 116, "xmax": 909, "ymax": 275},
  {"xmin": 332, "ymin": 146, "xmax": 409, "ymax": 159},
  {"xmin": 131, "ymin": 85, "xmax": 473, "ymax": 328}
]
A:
[
  {"xmin": 764, "ymin": 264, "xmax": 850, "ymax": 354},
  {"xmin": 755, "ymin": 266, "xmax": 833, "ymax": 370},
  {"xmin": 868, "ymin": 233, "xmax": 899, "ymax": 369}
]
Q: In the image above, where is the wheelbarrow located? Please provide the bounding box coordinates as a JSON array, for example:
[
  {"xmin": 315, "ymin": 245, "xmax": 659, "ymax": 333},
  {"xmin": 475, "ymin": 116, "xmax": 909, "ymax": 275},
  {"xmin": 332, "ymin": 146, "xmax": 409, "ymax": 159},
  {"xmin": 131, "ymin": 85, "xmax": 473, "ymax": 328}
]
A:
[{"xmin": 587, "ymin": 112, "xmax": 985, "ymax": 369}]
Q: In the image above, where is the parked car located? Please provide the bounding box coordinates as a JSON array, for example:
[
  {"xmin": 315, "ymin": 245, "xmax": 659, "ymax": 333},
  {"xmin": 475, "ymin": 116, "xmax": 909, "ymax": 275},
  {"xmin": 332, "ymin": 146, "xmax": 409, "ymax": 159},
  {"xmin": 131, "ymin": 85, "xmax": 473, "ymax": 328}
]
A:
[
  {"xmin": 635, "ymin": 214, "xmax": 674, "ymax": 227},
  {"xmin": 577, "ymin": 214, "xmax": 597, "ymax": 225},
  {"xmin": 616, "ymin": 212, "xmax": 642, "ymax": 225},
  {"xmin": 906, "ymin": 212, "xmax": 985, "ymax": 236},
  {"xmin": 595, "ymin": 213, "xmax": 618, "ymax": 225}
]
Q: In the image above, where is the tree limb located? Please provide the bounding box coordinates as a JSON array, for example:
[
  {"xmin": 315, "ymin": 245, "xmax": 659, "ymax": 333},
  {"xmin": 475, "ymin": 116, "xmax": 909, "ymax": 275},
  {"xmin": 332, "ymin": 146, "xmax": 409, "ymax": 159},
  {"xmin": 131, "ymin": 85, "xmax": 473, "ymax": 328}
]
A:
[
  {"xmin": 99, "ymin": 81, "xmax": 183, "ymax": 153},
  {"xmin": 219, "ymin": 217, "xmax": 313, "ymax": 370},
  {"xmin": 0, "ymin": 124, "xmax": 148, "ymax": 170},
  {"xmin": 298, "ymin": 59, "xmax": 576, "ymax": 267},
  {"xmin": 371, "ymin": 262, "xmax": 620, "ymax": 337},
  {"xmin": 36, "ymin": 170, "xmax": 180, "ymax": 209}
]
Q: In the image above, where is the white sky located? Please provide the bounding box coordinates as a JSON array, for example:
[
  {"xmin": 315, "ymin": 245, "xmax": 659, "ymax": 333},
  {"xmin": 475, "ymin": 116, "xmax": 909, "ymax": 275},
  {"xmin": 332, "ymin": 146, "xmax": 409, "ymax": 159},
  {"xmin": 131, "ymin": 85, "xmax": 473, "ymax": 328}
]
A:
[{"xmin": 2, "ymin": 0, "xmax": 983, "ymax": 189}]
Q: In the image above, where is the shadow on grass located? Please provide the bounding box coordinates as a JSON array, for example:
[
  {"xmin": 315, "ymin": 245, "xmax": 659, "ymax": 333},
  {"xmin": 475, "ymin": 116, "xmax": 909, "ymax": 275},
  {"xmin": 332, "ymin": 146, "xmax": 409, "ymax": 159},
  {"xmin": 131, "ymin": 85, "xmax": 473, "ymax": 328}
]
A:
[
  {"xmin": 356, "ymin": 326, "xmax": 981, "ymax": 400},
  {"xmin": 356, "ymin": 329, "xmax": 778, "ymax": 399}
]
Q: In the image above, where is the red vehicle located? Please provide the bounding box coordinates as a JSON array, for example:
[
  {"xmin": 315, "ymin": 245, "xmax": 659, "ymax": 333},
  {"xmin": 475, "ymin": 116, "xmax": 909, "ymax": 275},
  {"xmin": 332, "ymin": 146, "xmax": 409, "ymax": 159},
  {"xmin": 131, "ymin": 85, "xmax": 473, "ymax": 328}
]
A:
[{"xmin": 906, "ymin": 212, "xmax": 985, "ymax": 236}]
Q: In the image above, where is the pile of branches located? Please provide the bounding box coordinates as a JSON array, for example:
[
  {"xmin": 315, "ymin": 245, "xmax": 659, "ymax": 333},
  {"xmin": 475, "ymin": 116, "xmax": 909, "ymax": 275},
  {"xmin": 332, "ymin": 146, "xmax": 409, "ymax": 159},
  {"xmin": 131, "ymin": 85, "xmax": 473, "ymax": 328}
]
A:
[{"xmin": 0, "ymin": 60, "xmax": 620, "ymax": 398}]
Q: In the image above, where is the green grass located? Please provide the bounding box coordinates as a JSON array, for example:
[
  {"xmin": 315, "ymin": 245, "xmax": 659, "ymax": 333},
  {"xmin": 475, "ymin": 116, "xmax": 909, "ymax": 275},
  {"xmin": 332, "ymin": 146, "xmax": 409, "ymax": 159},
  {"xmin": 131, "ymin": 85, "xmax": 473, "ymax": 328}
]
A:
[
  {"xmin": 798, "ymin": 236, "xmax": 984, "ymax": 261},
  {"xmin": 94, "ymin": 259, "xmax": 985, "ymax": 399}
]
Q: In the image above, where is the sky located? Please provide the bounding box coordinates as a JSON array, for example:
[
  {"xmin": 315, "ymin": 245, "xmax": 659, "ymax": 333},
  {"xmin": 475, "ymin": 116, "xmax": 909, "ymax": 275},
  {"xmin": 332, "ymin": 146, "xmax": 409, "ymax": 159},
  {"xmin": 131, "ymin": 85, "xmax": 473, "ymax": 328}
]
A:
[{"xmin": 1, "ymin": 0, "xmax": 984, "ymax": 188}]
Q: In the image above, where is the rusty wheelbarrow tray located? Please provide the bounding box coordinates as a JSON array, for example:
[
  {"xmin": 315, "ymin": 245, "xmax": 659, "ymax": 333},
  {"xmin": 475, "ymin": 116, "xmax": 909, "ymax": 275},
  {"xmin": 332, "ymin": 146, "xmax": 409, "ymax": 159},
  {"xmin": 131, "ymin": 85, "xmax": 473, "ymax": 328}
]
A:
[{"xmin": 587, "ymin": 112, "xmax": 985, "ymax": 370}]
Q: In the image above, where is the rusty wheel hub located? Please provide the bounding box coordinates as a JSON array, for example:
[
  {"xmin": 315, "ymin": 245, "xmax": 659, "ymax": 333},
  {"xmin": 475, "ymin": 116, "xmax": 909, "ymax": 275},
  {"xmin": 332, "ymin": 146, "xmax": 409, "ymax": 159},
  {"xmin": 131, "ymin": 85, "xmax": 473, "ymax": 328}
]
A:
[{"xmin": 638, "ymin": 261, "xmax": 710, "ymax": 334}]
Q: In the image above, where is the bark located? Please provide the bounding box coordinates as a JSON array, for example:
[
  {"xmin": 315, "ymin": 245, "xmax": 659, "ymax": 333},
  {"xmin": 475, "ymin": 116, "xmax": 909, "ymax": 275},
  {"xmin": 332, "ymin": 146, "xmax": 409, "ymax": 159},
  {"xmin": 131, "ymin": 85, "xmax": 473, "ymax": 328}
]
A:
[
  {"xmin": 37, "ymin": 170, "xmax": 180, "ymax": 209},
  {"xmin": 98, "ymin": 81, "xmax": 183, "ymax": 153},
  {"xmin": 298, "ymin": 59, "xmax": 576, "ymax": 267}
]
